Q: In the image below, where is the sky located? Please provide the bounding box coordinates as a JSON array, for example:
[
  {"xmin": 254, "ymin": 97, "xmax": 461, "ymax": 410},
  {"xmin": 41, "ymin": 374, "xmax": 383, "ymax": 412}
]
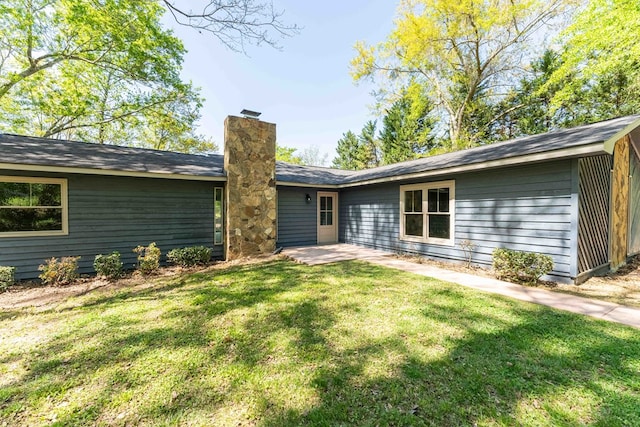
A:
[{"xmin": 162, "ymin": 1, "xmax": 398, "ymax": 163}]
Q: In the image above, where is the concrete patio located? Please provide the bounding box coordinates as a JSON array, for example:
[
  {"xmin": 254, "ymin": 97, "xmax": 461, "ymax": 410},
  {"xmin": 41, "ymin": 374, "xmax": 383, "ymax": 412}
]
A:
[{"xmin": 282, "ymin": 244, "xmax": 640, "ymax": 329}]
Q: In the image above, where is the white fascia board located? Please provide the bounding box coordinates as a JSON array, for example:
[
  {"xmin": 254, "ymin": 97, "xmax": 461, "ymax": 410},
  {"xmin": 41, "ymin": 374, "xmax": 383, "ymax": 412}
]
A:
[
  {"xmin": 338, "ymin": 143, "xmax": 607, "ymax": 188},
  {"xmin": 0, "ymin": 162, "xmax": 227, "ymax": 182},
  {"xmin": 603, "ymin": 117, "xmax": 640, "ymax": 153}
]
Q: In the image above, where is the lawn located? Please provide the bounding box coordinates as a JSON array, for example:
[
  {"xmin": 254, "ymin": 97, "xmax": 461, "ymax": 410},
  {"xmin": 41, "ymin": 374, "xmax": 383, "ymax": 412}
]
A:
[{"xmin": 1, "ymin": 259, "xmax": 639, "ymax": 426}]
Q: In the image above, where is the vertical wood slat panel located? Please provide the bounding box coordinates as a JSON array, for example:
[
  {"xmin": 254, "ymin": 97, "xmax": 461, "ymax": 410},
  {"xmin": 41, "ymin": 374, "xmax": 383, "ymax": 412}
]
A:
[
  {"xmin": 578, "ymin": 155, "xmax": 612, "ymax": 274},
  {"xmin": 611, "ymin": 136, "xmax": 630, "ymax": 268}
]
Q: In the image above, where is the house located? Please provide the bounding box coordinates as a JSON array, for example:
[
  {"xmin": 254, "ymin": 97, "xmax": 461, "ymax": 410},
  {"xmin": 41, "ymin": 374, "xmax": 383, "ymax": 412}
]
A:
[{"xmin": 1, "ymin": 114, "xmax": 639, "ymax": 283}]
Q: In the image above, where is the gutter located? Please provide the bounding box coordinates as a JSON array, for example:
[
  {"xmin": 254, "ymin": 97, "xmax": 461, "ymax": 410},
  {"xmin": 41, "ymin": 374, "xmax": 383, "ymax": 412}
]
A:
[
  {"xmin": 0, "ymin": 162, "xmax": 227, "ymax": 182},
  {"xmin": 277, "ymin": 142, "xmax": 606, "ymax": 188}
]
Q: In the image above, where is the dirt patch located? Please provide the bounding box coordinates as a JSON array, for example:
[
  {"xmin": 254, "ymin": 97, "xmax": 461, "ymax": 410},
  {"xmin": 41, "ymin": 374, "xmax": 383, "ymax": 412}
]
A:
[
  {"xmin": 541, "ymin": 257, "xmax": 640, "ymax": 308},
  {"xmin": 0, "ymin": 255, "xmax": 281, "ymax": 311},
  {"xmin": 394, "ymin": 253, "xmax": 640, "ymax": 308}
]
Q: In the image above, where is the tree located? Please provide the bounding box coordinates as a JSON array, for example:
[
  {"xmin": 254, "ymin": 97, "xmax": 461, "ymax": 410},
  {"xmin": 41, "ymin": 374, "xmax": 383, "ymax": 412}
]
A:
[
  {"xmin": 489, "ymin": 50, "xmax": 564, "ymax": 141},
  {"xmin": 494, "ymin": 46, "xmax": 640, "ymax": 141},
  {"xmin": 358, "ymin": 120, "xmax": 381, "ymax": 168},
  {"xmin": 0, "ymin": 1, "xmax": 298, "ymax": 153},
  {"xmin": 332, "ymin": 122, "xmax": 380, "ymax": 170},
  {"xmin": 162, "ymin": 0, "xmax": 300, "ymax": 52},
  {"xmin": 276, "ymin": 144, "xmax": 303, "ymax": 164},
  {"xmin": 378, "ymin": 84, "xmax": 434, "ymax": 163},
  {"xmin": 299, "ymin": 146, "xmax": 329, "ymax": 167},
  {"xmin": 351, "ymin": 0, "xmax": 577, "ymax": 149},
  {"xmin": 0, "ymin": 0, "xmax": 212, "ymax": 152},
  {"xmin": 547, "ymin": 0, "xmax": 640, "ymax": 113},
  {"xmin": 332, "ymin": 130, "xmax": 361, "ymax": 170}
]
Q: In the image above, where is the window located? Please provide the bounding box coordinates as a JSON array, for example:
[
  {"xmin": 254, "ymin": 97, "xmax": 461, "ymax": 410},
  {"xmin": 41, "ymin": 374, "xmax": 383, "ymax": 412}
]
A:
[
  {"xmin": 319, "ymin": 195, "xmax": 333, "ymax": 226},
  {"xmin": 0, "ymin": 176, "xmax": 68, "ymax": 237},
  {"xmin": 214, "ymin": 187, "xmax": 224, "ymax": 245},
  {"xmin": 400, "ymin": 180, "xmax": 454, "ymax": 245}
]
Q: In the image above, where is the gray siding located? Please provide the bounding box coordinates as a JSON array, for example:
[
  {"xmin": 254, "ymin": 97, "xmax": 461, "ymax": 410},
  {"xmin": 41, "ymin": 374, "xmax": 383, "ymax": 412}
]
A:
[
  {"xmin": 0, "ymin": 172, "xmax": 222, "ymax": 280},
  {"xmin": 276, "ymin": 187, "xmax": 318, "ymax": 247},
  {"xmin": 340, "ymin": 160, "xmax": 577, "ymax": 282}
]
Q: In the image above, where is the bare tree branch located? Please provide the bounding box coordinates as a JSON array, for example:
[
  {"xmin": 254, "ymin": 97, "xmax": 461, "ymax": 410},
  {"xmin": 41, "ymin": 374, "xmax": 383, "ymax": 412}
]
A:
[{"xmin": 161, "ymin": 0, "xmax": 300, "ymax": 52}]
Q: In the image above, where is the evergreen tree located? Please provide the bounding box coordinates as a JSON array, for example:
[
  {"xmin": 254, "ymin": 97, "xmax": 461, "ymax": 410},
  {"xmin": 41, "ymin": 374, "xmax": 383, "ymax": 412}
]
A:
[
  {"xmin": 358, "ymin": 120, "xmax": 380, "ymax": 168},
  {"xmin": 333, "ymin": 131, "xmax": 361, "ymax": 170},
  {"xmin": 378, "ymin": 87, "xmax": 434, "ymax": 164}
]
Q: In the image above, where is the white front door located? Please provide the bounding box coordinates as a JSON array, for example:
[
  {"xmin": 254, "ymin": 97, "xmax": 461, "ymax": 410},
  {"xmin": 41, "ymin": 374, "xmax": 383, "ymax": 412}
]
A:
[{"xmin": 317, "ymin": 192, "xmax": 338, "ymax": 244}]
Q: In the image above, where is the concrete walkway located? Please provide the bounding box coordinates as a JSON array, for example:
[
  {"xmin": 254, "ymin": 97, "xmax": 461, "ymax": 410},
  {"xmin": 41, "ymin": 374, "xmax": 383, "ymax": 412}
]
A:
[{"xmin": 282, "ymin": 244, "xmax": 640, "ymax": 329}]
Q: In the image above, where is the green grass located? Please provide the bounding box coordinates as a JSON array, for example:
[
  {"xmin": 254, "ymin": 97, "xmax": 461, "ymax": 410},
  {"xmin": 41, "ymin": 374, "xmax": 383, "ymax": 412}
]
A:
[{"xmin": 1, "ymin": 259, "xmax": 640, "ymax": 426}]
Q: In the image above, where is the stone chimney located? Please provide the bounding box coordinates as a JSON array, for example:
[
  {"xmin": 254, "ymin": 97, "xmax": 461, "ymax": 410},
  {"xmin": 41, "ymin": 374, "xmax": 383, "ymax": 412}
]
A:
[{"xmin": 223, "ymin": 115, "xmax": 277, "ymax": 259}]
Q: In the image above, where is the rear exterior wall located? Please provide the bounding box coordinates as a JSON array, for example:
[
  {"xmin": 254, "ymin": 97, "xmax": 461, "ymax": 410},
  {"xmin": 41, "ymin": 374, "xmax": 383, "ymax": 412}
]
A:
[
  {"xmin": 339, "ymin": 160, "xmax": 578, "ymax": 282},
  {"xmin": 276, "ymin": 186, "xmax": 331, "ymax": 247},
  {"xmin": 0, "ymin": 171, "xmax": 222, "ymax": 280}
]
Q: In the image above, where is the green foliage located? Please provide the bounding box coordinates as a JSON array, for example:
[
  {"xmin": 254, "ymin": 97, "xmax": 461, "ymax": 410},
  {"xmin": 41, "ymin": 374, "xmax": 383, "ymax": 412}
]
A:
[
  {"xmin": 358, "ymin": 120, "xmax": 381, "ymax": 168},
  {"xmin": 133, "ymin": 242, "xmax": 161, "ymax": 275},
  {"xmin": 38, "ymin": 256, "xmax": 80, "ymax": 286},
  {"xmin": 94, "ymin": 252, "xmax": 123, "ymax": 280},
  {"xmin": 351, "ymin": 0, "xmax": 577, "ymax": 149},
  {"xmin": 0, "ymin": 0, "xmax": 215, "ymax": 153},
  {"xmin": 548, "ymin": 0, "xmax": 640, "ymax": 112},
  {"xmin": 493, "ymin": 47, "xmax": 640, "ymax": 140},
  {"xmin": 492, "ymin": 248, "xmax": 554, "ymax": 285},
  {"xmin": 167, "ymin": 246, "xmax": 213, "ymax": 267},
  {"xmin": 333, "ymin": 130, "xmax": 361, "ymax": 170},
  {"xmin": 0, "ymin": 266, "xmax": 16, "ymax": 291},
  {"xmin": 379, "ymin": 83, "xmax": 435, "ymax": 163},
  {"xmin": 276, "ymin": 145, "xmax": 303, "ymax": 164}
]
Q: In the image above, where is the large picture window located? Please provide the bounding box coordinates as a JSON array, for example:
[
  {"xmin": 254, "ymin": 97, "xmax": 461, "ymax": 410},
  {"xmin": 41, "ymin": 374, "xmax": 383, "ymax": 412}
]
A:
[
  {"xmin": 0, "ymin": 177, "xmax": 68, "ymax": 237},
  {"xmin": 400, "ymin": 181, "xmax": 454, "ymax": 245}
]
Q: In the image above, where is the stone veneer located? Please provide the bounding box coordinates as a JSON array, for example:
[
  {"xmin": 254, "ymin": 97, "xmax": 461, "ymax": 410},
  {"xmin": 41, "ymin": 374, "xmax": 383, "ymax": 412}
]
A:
[{"xmin": 223, "ymin": 115, "xmax": 277, "ymax": 259}]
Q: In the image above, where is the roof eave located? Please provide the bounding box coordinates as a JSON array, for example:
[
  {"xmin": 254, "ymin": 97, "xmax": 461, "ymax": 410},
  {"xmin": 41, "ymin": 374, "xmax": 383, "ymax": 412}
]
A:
[
  {"xmin": 0, "ymin": 162, "xmax": 227, "ymax": 182},
  {"xmin": 603, "ymin": 116, "xmax": 640, "ymax": 153},
  {"xmin": 338, "ymin": 142, "xmax": 607, "ymax": 188}
]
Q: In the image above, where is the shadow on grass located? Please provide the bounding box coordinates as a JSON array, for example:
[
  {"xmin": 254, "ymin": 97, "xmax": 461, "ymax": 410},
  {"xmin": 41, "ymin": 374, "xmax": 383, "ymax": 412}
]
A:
[{"xmin": 1, "ymin": 260, "xmax": 639, "ymax": 426}]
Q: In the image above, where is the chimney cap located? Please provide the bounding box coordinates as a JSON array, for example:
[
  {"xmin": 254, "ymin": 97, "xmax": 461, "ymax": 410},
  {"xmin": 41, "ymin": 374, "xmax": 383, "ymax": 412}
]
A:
[{"xmin": 240, "ymin": 109, "xmax": 261, "ymax": 119}]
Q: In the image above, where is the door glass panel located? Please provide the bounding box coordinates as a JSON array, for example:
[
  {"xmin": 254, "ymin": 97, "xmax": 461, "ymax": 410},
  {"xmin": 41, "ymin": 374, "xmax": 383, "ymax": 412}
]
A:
[{"xmin": 320, "ymin": 196, "xmax": 334, "ymax": 226}]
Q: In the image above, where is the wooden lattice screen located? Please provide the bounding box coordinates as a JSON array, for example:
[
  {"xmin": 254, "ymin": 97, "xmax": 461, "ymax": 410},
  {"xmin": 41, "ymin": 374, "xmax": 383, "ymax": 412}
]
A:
[{"xmin": 577, "ymin": 155, "xmax": 612, "ymax": 274}]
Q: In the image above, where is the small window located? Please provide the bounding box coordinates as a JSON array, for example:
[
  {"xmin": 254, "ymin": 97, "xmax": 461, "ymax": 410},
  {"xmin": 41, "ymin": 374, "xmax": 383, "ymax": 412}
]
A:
[
  {"xmin": 400, "ymin": 181, "xmax": 454, "ymax": 245},
  {"xmin": 320, "ymin": 195, "xmax": 333, "ymax": 226},
  {"xmin": 0, "ymin": 176, "xmax": 68, "ymax": 237},
  {"xmin": 214, "ymin": 187, "xmax": 224, "ymax": 245}
]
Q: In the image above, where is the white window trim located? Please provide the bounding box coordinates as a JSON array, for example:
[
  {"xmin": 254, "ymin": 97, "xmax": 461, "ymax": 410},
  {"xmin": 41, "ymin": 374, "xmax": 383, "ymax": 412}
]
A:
[
  {"xmin": 399, "ymin": 180, "xmax": 455, "ymax": 246},
  {"xmin": 0, "ymin": 176, "xmax": 69, "ymax": 238}
]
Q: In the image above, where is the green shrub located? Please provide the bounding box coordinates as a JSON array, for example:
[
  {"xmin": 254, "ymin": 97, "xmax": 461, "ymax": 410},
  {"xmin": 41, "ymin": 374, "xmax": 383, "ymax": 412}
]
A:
[
  {"xmin": 38, "ymin": 256, "xmax": 80, "ymax": 285},
  {"xmin": 94, "ymin": 251, "xmax": 123, "ymax": 279},
  {"xmin": 0, "ymin": 266, "xmax": 16, "ymax": 291},
  {"xmin": 133, "ymin": 242, "xmax": 161, "ymax": 275},
  {"xmin": 167, "ymin": 246, "xmax": 212, "ymax": 267},
  {"xmin": 492, "ymin": 248, "xmax": 554, "ymax": 285}
]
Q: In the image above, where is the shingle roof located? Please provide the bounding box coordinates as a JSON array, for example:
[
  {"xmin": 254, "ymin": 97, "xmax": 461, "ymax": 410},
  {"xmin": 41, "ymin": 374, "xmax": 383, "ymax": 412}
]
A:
[
  {"xmin": 275, "ymin": 161, "xmax": 352, "ymax": 185},
  {"xmin": 0, "ymin": 133, "xmax": 224, "ymax": 178},
  {"xmin": 1, "ymin": 115, "xmax": 638, "ymax": 185},
  {"xmin": 279, "ymin": 114, "xmax": 640, "ymax": 186}
]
